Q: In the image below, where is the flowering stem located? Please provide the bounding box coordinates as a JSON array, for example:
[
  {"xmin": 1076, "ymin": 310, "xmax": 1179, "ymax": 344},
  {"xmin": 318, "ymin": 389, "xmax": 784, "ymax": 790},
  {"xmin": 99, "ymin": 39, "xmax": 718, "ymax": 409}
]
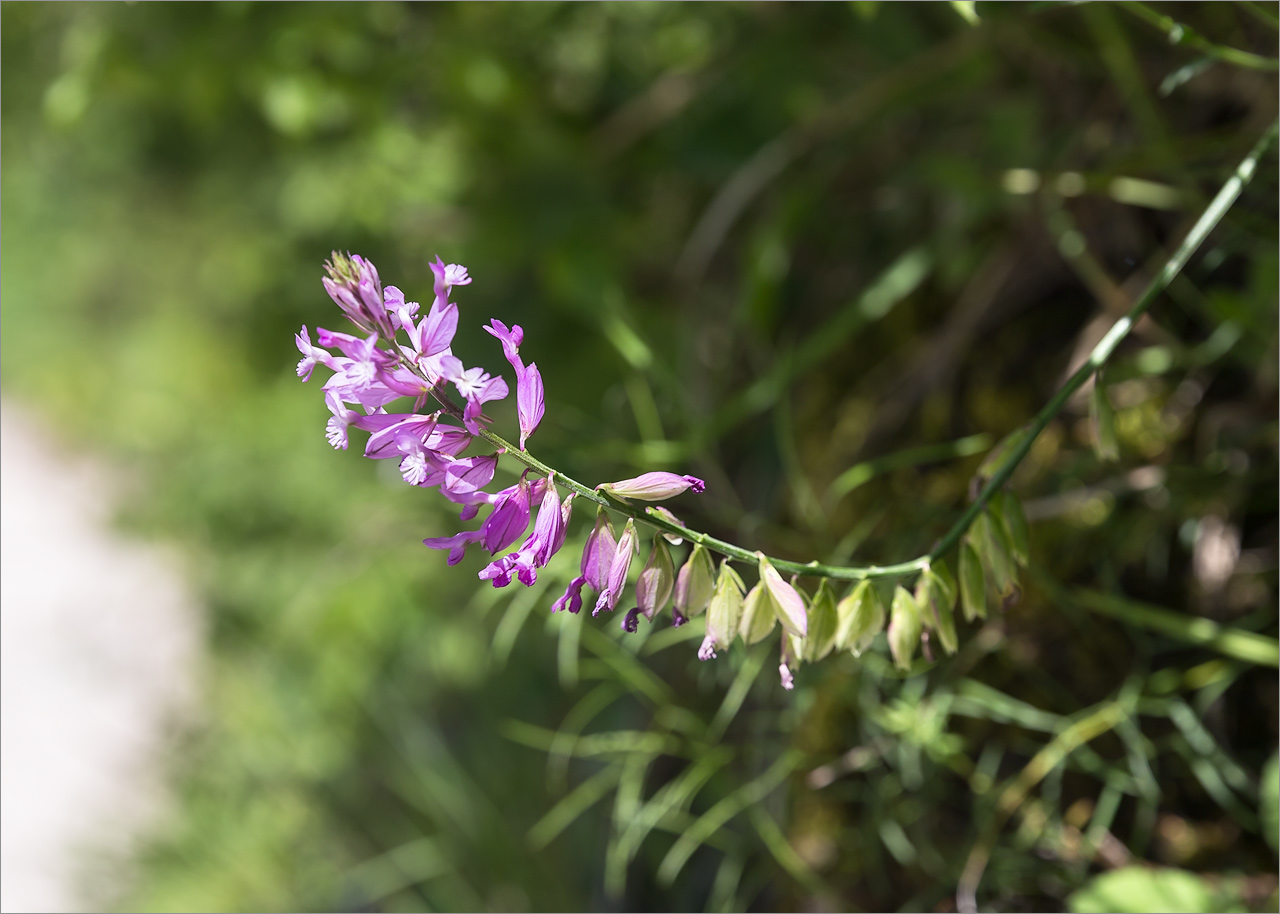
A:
[{"xmin": 469, "ymin": 121, "xmax": 1277, "ymax": 584}]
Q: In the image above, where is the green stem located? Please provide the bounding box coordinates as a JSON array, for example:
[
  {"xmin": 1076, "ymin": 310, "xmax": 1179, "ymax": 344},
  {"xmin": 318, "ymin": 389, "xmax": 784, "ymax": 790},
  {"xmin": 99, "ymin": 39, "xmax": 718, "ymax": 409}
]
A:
[
  {"xmin": 474, "ymin": 121, "xmax": 1275, "ymax": 583},
  {"xmin": 1120, "ymin": 1, "xmax": 1280, "ymax": 71},
  {"xmin": 926, "ymin": 119, "xmax": 1277, "ymax": 566}
]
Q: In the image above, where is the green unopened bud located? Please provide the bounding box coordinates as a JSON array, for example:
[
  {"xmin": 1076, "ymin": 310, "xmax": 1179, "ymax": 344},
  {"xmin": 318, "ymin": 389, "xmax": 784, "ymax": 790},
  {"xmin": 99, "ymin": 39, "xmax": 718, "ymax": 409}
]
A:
[
  {"xmin": 915, "ymin": 563, "xmax": 958, "ymax": 656},
  {"xmin": 700, "ymin": 561, "xmax": 745, "ymax": 660},
  {"xmin": 887, "ymin": 585, "xmax": 923, "ymax": 671},
  {"xmin": 673, "ymin": 544, "xmax": 716, "ymax": 620},
  {"xmin": 835, "ymin": 580, "xmax": 885, "ymax": 656},
  {"xmin": 756, "ymin": 553, "xmax": 807, "ymax": 638},
  {"xmin": 739, "ymin": 583, "xmax": 777, "ymax": 644},
  {"xmin": 991, "ymin": 490, "xmax": 1030, "ymax": 568},
  {"xmin": 972, "ymin": 512, "xmax": 1016, "ymax": 598},
  {"xmin": 803, "ymin": 579, "xmax": 838, "ymax": 662},
  {"xmin": 959, "ymin": 539, "xmax": 987, "ymax": 622}
]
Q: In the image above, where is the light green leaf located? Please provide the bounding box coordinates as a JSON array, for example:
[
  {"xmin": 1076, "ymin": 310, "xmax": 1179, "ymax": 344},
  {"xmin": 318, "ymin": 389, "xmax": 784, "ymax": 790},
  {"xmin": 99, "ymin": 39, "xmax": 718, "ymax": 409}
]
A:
[{"xmin": 1068, "ymin": 866, "xmax": 1225, "ymax": 913}]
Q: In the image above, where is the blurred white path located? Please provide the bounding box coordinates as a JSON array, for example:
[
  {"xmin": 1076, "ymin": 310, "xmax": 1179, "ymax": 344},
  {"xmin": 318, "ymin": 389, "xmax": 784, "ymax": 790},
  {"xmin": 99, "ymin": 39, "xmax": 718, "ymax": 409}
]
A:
[{"xmin": 1, "ymin": 401, "xmax": 202, "ymax": 912}]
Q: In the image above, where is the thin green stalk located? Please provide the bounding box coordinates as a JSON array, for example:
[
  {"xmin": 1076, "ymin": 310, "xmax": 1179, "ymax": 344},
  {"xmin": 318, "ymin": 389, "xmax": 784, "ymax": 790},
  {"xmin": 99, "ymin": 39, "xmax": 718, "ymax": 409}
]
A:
[
  {"xmin": 1120, "ymin": 2, "xmax": 1280, "ymax": 71},
  {"xmin": 925, "ymin": 120, "xmax": 1277, "ymax": 565},
  {"xmin": 472, "ymin": 122, "xmax": 1276, "ymax": 583}
]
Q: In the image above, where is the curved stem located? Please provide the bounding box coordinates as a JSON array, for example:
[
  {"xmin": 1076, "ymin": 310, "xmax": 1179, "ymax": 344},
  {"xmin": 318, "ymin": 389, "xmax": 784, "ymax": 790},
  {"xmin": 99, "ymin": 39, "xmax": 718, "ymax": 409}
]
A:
[{"xmin": 463, "ymin": 121, "xmax": 1277, "ymax": 583}]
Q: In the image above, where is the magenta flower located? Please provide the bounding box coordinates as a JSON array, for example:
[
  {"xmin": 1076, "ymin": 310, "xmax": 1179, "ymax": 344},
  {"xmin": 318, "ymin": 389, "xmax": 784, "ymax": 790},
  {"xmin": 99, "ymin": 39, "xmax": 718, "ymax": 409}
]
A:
[
  {"xmin": 402, "ymin": 299, "xmax": 459, "ymax": 359},
  {"xmin": 484, "ymin": 319, "xmax": 544, "ymax": 450},
  {"xmin": 430, "ymin": 256, "xmax": 471, "ymax": 304},
  {"xmin": 295, "ymin": 325, "xmax": 335, "ymax": 381},
  {"xmin": 423, "ymin": 529, "xmax": 485, "ymax": 566},
  {"xmin": 324, "ymin": 391, "xmax": 358, "ymax": 450},
  {"xmin": 479, "ymin": 482, "xmax": 573, "ymax": 588},
  {"xmin": 595, "ymin": 519, "xmax": 638, "ymax": 615},
  {"xmin": 453, "ymin": 367, "xmax": 509, "ymax": 435},
  {"xmin": 599, "ymin": 472, "xmax": 705, "ymax": 502},
  {"xmin": 481, "ymin": 475, "xmax": 534, "ymax": 554},
  {"xmin": 552, "ymin": 509, "xmax": 617, "ymax": 614}
]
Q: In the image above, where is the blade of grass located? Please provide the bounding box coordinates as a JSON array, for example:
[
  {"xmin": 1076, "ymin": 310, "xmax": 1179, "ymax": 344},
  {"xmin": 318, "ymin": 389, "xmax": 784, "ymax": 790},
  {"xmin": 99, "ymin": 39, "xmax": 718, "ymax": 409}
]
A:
[{"xmin": 657, "ymin": 749, "xmax": 804, "ymax": 885}]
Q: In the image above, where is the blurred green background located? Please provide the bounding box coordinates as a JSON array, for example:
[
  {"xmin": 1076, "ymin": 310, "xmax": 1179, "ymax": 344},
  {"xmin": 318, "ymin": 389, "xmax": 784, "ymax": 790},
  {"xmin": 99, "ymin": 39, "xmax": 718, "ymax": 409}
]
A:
[{"xmin": 2, "ymin": 2, "xmax": 1277, "ymax": 911}]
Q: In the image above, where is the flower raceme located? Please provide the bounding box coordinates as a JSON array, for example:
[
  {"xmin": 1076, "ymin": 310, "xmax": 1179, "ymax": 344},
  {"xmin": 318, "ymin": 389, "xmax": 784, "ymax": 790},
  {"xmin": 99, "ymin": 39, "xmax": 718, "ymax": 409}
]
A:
[{"xmin": 297, "ymin": 252, "xmax": 913, "ymax": 689}]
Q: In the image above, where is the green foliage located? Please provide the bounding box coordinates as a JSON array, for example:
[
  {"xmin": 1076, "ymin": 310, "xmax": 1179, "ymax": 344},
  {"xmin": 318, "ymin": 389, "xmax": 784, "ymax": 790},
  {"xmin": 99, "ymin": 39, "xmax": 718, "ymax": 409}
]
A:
[
  {"xmin": 2, "ymin": 2, "xmax": 1277, "ymax": 910},
  {"xmin": 1069, "ymin": 866, "xmax": 1230, "ymax": 913}
]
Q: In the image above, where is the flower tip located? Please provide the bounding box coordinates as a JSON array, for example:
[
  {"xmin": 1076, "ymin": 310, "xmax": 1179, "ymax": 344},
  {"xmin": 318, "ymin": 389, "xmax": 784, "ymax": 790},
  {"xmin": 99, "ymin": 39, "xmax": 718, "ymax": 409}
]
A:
[
  {"xmin": 779, "ymin": 664, "xmax": 795, "ymax": 690},
  {"xmin": 685, "ymin": 475, "xmax": 706, "ymax": 494},
  {"xmin": 697, "ymin": 635, "xmax": 718, "ymax": 661}
]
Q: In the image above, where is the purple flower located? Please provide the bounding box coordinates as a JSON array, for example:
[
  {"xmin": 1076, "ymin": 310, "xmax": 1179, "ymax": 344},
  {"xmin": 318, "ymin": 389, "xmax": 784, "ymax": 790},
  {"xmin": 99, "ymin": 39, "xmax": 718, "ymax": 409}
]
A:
[
  {"xmin": 484, "ymin": 319, "xmax": 544, "ymax": 450},
  {"xmin": 779, "ymin": 633, "xmax": 800, "ymax": 691},
  {"xmin": 481, "ymin": 475, "xmax": 533, "ymax": 554},
  {"xmin": 324, "ymin": 391, "xmax": 358, "ymax": 450},
  {"xmin": 402, "ymin": 300, "xmax": 459, "ymax": 359},
  {"xmin": 357, "ymin": 413, "xmax": 441, "ymax": 459},
  {"xmin": 484, "ymin": 319, "xmax": 525, "ymax": 374},
  {"xmin": 295, "ymin": 325, "xmax": 335, "ymax": 381},
  {"xmin": 516, "ymin": 362, "xmax": 545, "ymax": 451},
  {"xmin": 430, "ymin": 256, "xmax": 471, "ymax": 304},
  {"xmin": 423, "ymin": 529, "xmax": 485, "ymax": 565},
  {"xmin": 552, "ymin": 509, "xmax": 617, "ymax": 615},
  {"xmin": 477, "ymin": 481, "xmax": 573, "ymax": 588},
  {"xmin": 599, "ymin": 472, "xmax": 706, "ymax": 502},
  {"xmin": 440, "ymin": 455, "xmax": 499, "ymax": 504},
  {"xmin": 595, "ymin": 519, "xmax": 637, "ymax": 615},
  {"xmin": 453, "ymin": 367, "xmax": 509, "ymax": 435}
]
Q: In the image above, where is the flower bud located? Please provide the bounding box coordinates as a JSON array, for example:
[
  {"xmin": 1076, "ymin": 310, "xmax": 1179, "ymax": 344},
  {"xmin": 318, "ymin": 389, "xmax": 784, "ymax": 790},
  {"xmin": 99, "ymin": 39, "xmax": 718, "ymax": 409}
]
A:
[
  {"xmin": 323, "ymin": 251, "xmax": 394, "ymax": 338},
  {"xmin": 595, "ymin": 518, "xmax": 637, "ymax": 616},
  {"xmin": 959, "ymin": 540, "xmax": 987, "ymax": 622},
  {"xmin": 674, "ymin": 544, "xmax": 716, "ymax": 619},
  {"xmin": 699, "ymin": 561, "xmax": 745, "ymax": 660},
  {"xmin": 779, "ymin": 631, "xmax": 802, "ymax": 691},
  {"xmin": 738, "ymin": 583, "xmax": 777, "ymax": 645},
  {"xmin": 887, "ymin": 585, "xmax": 922, "ymax": 671},
  {"xmin": 757, "ymin": 553, "xmax": 807, "ymax": 638},
  {"xmin": 803, "ymin": 579, "xmax": 838, "ymax": 662},
  {"xmin": 835, "ymin": 580, "xmax": 885, "ymax": 657},
  {"xmin": 634, "ymin": 536, "xmax": 675, "ymax": 623},
  {"xmin": 914, "ymin": 562, "xmax": 958, "ymax": 656},
  {"xmin": 599, "ymin": 472, "xmax": 705, "ymax": 502},
  {"xmin": 581, "ymin": 508, "xmax": 617, "ymax": 593}
]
